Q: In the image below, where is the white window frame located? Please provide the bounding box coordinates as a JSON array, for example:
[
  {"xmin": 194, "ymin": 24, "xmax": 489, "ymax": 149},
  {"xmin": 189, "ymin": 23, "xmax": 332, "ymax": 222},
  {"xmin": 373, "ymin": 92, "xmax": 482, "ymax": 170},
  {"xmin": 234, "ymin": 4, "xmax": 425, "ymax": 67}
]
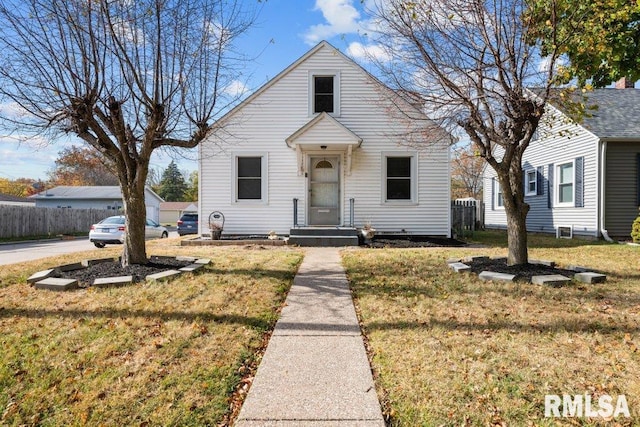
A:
[
  {"xmin": 309, "ymin": 71, "xmax": 340, "ymax": 117},
  {"xmin": 232, "ymin": 153, "xmax": 268, "ymax": 204},
  {"xmin": 525, "ymin": 169, "xmax": 537, "ymax": 196},
  {"xmin": 555, "ymin": 161, "xmax": 574, "ymax": 206},
  {"xmin": 556, "ymin": 225, "xmax": 573, "ymax": 239},
  {"xmin": 495, "ymin": 181, "xmax": 504, "ymax": 209},
  {"xmin": 381, "ymin": 152, "xmax": 418, "ymax": 204}
]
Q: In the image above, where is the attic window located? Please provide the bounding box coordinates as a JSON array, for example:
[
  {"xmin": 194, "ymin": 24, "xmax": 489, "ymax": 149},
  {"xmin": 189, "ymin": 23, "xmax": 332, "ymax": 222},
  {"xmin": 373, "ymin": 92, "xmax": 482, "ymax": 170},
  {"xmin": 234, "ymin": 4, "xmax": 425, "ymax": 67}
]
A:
[{"xmin": 310, "ymin": 72, "xmax": 340, "ymax": 116}]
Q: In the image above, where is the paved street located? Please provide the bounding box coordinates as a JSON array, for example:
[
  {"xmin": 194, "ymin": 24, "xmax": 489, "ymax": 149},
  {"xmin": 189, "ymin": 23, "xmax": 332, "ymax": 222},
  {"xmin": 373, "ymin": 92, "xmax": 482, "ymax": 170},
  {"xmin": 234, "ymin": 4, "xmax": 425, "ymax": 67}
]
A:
[{"xmin": 0, "ymin": 238, "xmax": 97, "ymax": 266}]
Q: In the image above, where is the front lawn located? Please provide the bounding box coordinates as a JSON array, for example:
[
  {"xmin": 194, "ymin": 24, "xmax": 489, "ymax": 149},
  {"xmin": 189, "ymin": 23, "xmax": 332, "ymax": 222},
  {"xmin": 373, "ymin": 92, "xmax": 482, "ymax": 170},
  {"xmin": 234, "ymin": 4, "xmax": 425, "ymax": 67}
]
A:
[
  {"xmin": 343, "ymin": 233, "xmax": 639, "ymax": 425},
  {"xmin": 0, "ymin": 242, "xmax": 303, "ymax": 426}
]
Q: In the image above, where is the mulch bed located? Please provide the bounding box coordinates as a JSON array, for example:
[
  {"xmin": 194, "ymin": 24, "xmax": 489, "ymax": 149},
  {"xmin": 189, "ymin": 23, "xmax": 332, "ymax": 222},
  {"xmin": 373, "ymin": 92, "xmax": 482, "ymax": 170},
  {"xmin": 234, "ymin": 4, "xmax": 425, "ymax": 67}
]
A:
[
  {"xmin": 53, "ymin": 256, "xmax": 191, "ymax": 286},
  {"xmin": 366, "ymin": 236, "xmax": 467, "ymax": 248},
  {"xmin": 465, "ymin": 258, "xmax": 577, "ymax": 282}
]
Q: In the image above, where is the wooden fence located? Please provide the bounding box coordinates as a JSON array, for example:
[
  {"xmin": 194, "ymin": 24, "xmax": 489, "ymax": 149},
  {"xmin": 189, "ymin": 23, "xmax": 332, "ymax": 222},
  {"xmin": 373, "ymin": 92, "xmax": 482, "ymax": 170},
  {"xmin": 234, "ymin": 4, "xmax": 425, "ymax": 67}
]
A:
[
  {"xmin": 0, "ymin": 205, "xmax": 113, "ymax": 239},
  {"xmin": 451, "ymin": 199, "xmax": 484, "ymax": 238}
]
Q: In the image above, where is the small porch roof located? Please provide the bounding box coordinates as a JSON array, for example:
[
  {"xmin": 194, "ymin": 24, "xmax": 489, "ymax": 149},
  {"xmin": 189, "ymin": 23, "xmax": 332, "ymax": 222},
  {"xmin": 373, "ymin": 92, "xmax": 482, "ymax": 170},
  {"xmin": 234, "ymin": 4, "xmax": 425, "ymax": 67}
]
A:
[{"xmin": 285, "ymin": 113, "xmax": 363, "ymax": 175}]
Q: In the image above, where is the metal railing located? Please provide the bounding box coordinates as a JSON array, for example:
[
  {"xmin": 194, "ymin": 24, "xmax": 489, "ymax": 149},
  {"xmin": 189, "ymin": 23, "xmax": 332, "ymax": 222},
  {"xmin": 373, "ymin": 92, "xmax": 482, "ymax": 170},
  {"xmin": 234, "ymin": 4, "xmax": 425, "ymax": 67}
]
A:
[
  {"xmin": 349, "ymin": 198, "xmax": 355, "ymax": 228},
  {"xmin": 293, "ymin": 198, "xmax": 299, "ymax": 228}
]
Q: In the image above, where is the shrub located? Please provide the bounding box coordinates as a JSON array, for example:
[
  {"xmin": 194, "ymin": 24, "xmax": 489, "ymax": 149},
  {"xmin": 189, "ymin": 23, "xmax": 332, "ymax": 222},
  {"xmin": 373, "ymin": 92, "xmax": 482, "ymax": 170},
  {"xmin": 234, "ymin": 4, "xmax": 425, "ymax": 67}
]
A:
[{"xmin": 632, "ymin": 209, "xmax": 640, "ymax": 243}]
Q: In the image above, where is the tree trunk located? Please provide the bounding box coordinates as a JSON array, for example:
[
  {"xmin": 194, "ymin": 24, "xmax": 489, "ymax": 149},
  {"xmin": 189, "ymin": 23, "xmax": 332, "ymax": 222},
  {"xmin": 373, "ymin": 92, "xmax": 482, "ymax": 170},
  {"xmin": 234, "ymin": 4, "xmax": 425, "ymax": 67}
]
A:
[
  {"xmin": 505, "ymin": 203, "xmax": 529, "ymax": 265},
  {"xmin": 121, "ymin": 181, "xmax": 148, "ymax": 266},
  {"xmin": 497, "ymin": 169, "xmax": 530, "ymax": 266}
]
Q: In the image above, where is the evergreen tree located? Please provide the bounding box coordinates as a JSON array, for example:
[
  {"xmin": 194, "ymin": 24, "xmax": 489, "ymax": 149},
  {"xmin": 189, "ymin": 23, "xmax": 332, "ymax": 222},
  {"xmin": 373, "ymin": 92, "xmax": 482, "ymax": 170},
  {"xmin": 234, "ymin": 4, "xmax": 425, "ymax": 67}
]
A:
[{"xmin": 157, "ymin": 161, "xmax": 188, "ymax": 201}]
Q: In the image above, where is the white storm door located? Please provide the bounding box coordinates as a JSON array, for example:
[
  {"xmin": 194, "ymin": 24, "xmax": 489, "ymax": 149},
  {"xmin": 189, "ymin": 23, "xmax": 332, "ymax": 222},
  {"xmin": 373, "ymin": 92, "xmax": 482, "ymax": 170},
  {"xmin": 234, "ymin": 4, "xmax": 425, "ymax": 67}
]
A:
[{"xmin": 308, "ymin": 156, "xmax": 340, "ymax": 225}]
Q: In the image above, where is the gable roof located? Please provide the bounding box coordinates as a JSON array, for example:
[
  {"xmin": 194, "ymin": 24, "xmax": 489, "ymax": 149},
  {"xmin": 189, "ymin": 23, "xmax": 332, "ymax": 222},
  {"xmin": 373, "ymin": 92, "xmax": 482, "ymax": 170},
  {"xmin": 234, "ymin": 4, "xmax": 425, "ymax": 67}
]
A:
[
  {"xmin": 286, "ymin": 112, "xmax": 363, "ymax": 149},
  {"xmin": 212, "ymin": 40, "xmax": 428, "ymax": 128},
  {"xmin": 553, "ymin": 88, "xmax": 640, "ymax": 140},
  {"xmin": 160, "ymin": 201, "xmax": 198, "ymax": 211}
]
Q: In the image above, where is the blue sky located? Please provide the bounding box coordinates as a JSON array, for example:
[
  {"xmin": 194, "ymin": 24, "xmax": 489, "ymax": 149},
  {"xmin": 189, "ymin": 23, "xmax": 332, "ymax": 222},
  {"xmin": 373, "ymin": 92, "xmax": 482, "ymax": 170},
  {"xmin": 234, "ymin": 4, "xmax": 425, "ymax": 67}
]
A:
[{"xmin": 0, "ymin": 0, "xmax": 382, "ymax": 182}]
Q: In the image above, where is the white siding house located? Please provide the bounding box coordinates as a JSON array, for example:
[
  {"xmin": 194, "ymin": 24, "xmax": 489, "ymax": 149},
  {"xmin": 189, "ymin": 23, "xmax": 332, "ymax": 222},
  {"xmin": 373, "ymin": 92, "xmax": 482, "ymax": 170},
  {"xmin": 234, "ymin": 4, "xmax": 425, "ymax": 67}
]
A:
[
  {"xmin": 199, "ymin": 41, "xmax": 451, "ymax": 238},
  {"xmin": 485, "ymin": 85, "xmax": 640, "ymax": 239}
]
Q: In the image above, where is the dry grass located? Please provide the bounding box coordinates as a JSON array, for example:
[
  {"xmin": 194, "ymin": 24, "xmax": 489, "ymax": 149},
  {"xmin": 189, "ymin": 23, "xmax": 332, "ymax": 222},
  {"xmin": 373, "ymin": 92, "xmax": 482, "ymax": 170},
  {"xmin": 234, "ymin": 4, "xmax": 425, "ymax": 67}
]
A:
[
  {"xmin": 343, "ymin": 233, "xmax": 640, "ymax": 426},
  {"xmin": 0, "ymin": 238, "xmax": 303, "ymax": 426}
]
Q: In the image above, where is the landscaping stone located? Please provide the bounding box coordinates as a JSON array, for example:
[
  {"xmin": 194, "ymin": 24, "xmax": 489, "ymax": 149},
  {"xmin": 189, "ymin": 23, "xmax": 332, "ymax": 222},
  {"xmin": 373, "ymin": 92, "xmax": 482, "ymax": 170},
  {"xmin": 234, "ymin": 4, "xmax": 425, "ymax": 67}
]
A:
[
  {"xmin": 531, "ymin": 274, "xmax": 571, "ymax": 287},
  {"xmin": 57, "ymin": 262, "xmax": 86, "ymax": 272},
  {"xmin": 82, "ymin": 257, "xmax": 116, "ymax": 267},
  {"xmin": 93, "ymin": 276, "xmax": 134, "ymax": 288},
  {"xmin": 529, "ymin": 259, "xmax": 556, "ymax": 267},
  {"xmin": 146, "ymin": 269, "xmax": 182, "ymax": 282},
  {"xmin": 179, "ymin": 263, "xmax": 205, "ymax": 273},
  {"xmin": 195, "ymin": 258, "xmax": 211, "ymax": 265},
  {"xmin": 478, "ymin": 271, "xmax": 516, "ymax": 282},
  {"xmin": 463, "ymin": 256, "xmax": 490, "ymax": 263},
  {"xmin": 448, "ymin": 262, "xmax": 471, "ymax": 273},
  {"xmin": 176, "ymin": 256, "xmax": 197, "ymax": 262},
  {"xmin": 530, "ymin": 259, "xmax": 556, "ymax": 267},
  {"xmin": 446, "ymin": 257, "xmax": 461, "ymax": 264},
  {"xmin": 35, "ymin": 277, "xmax": 78, "ymax": 291},
  {"xmin": 567, "ymin": 265, "xmax": 592, "ymax": 273},
  {"xmin": 574, "ymin": 272, "xmax": 607, "ymax": 284},
  {"xmin": 27, "ymin": 269, "xmax": 55, "ymax": 284}
]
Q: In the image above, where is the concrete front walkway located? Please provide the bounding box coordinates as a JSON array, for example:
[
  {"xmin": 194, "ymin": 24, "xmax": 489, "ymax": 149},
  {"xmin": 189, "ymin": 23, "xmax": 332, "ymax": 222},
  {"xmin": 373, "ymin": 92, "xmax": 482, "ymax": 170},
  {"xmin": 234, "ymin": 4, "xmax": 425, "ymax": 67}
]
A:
[{"xmin": 235, "ymin": 247, "xmax": 385, "ymax": 426}]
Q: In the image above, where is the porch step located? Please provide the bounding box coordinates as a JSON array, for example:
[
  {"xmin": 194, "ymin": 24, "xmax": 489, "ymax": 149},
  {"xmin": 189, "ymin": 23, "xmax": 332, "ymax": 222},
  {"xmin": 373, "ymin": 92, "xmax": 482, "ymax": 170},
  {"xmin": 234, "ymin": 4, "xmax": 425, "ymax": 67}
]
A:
[{"xmin": 289, "ymin": 227, "xmax": 359, "ymax": 247}]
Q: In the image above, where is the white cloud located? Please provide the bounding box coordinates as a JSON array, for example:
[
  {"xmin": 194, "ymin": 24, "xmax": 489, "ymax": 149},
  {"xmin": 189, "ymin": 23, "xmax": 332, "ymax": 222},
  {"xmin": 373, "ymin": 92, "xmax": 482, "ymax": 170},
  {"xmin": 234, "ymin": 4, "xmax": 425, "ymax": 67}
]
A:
[
  {"xmin": 346, "ymin": 41, "xmax": 391, "ymax": 63},
  {"xmin": 224, "ymin": 80, "xmax": 249, "ymax": 98},
  {"xmin": 303, "ymin": 0, "xmax": 363, "ymax": 45}
]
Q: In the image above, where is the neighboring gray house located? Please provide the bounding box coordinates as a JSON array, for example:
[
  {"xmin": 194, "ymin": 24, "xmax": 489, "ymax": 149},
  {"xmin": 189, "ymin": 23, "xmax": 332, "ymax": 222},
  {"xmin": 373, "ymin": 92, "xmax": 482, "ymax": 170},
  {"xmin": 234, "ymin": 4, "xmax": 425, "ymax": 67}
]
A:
[
  {"xmin": 485, "ymin": 82, "xmax": 640, "ymax": 239},
  {"xmin": 199, "ymin": 41, "xmax": 451, "ymax": 239},
  {"xmin": 159, "ymin": 201, "xmax": 198, "ymax": 225},
  {"xmin": 31, "ymin": 186, "xmax": 164, "ymax": 222},
  {"xmin": 0, "ymin": 193, "xmax": 35, "ymax": 206}
]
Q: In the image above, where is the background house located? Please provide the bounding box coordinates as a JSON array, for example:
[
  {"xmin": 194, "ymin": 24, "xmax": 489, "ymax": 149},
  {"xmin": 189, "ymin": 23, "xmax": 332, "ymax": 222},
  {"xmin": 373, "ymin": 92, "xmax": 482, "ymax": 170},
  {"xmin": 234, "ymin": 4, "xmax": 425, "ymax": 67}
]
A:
[
  {"xmin": 159, "ymin": 201, "xmax": 198, "ymax": 225},
  {"xmin": 31, "ymin": 186, "xmax": 164, "ymax": 222},
  {"xmin": 484, "ymin": 80, "xmax": 640, "ymax": 239},
  {"xmin": 198, "ymin": 41, "xmax": 451, "ymax": 242},
  {"xmin": 0, "ymin": 193, "xmax": 35, "ymax": 207}
]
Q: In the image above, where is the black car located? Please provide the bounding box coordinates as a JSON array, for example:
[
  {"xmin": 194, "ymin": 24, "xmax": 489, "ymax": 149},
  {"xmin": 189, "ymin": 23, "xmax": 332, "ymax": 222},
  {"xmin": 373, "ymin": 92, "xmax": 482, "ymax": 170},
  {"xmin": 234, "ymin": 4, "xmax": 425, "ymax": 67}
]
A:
[{"xmin": 177, "ymin": 212, "xmax": 198, "ymax": 235}]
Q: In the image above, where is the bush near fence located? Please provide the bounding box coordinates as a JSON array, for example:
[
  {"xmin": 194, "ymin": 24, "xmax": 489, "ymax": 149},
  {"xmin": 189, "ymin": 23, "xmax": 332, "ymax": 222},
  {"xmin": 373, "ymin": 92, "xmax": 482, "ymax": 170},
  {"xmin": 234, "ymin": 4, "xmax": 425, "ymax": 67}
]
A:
[{"xmin": 0, "ymin": 205, "xmax": 113, "ymax": 239}]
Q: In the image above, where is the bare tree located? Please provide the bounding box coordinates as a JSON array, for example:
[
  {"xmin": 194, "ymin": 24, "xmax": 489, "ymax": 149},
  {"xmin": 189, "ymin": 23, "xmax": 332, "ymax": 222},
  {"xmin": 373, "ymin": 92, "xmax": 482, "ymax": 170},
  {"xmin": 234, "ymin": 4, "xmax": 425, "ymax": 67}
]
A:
[
  {"xmin": 368, "ymin": 0, "xmax": 565, "ymax": 265},
  {"xmin": 451, "ymin": 144, "xmax": 485, "ymax": 200},
  {"xmin": 0, "ymin": 0, "xmax": 257, "ymax": 265}
]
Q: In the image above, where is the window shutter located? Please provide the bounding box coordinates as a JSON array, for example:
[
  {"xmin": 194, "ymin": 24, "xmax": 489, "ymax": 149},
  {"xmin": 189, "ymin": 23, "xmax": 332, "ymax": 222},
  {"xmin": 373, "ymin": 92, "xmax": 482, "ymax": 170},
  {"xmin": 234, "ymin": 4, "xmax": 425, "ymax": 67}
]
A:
[
  {"xmin": 575, "ymin": 156, "xmax": 584, "ymax": 207},
  {"xmin": 491, "ymin": 177, "xmax": 495, "ymax": 210},
  {"xmin": 536, "ymin": 166, "xmax": 544, "ymax": 195},
  {"xmin": 547, "ymin": 164, "xmax": 554, "ymax": 208}
]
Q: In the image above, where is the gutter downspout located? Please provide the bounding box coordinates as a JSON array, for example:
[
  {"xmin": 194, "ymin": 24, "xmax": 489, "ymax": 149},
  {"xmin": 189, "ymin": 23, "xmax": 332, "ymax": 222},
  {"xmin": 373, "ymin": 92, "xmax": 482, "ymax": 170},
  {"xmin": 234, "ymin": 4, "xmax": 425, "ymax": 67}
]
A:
[{"xmin": 599, "ymin": 140, "xmax": 615, "ymax": 242}]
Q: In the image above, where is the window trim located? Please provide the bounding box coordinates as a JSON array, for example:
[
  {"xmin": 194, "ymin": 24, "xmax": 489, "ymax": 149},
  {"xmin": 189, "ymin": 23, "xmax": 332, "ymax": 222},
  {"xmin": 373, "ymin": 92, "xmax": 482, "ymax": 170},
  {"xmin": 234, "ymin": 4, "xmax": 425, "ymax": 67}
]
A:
[
  {"xmin": 525, "ymin": 169, "xmax": 537, "ymax": 196},
  {"xmin": 309, "ymin": 71, "xmax": 340, "ymax": 117},
  {"xmin": 381, "ymin": 152, "xmax": 418, "ymax": 204},
  {"xmin": 233, "ymin": 153, "xmax": 268, "ymax": 204},
  {"xmin": 555, "ymin": 160, "xmax": 575, "ymax": 206},
  {"xmin": 494, "ymin": 179, "xmax": 504, "ymax": 209}
]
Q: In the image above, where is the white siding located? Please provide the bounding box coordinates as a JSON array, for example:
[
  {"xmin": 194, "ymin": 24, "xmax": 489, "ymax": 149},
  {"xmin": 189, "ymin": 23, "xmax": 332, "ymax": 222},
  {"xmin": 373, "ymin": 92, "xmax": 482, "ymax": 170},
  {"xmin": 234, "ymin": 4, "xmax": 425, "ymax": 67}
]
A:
[
  {"xmin": 200, "ymin": 43, "xmax": 450, "ymax": 236},
  {"xmin": 484, "ymin": 107, "xmax": 600, "ymax": 237}
]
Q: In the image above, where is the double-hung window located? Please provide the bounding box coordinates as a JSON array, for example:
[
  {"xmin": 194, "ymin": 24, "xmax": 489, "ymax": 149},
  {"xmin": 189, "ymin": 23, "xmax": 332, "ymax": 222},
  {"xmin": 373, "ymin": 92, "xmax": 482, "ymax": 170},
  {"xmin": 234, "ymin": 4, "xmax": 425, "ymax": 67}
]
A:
[
  {"xmin": 384, "ymin": 154, "xmax": 416, "ymax": 202},
  {"xmin": 310, "ymin": 72, "xmax": 340, "ymax": 115},
  {"xmin": 495, "ymin": 181, "xmax": 504, "ymax": 208},
  {"xmin": 556, "ymin": 161, "xmax": 574, "ymax": 205},
  {"xmin": 525, "ymin": 169, "xmax": 537, "ymax": 196},
  {"xmin": 235, "ymin": 155, "xmax": 266, "ymax": 202}
]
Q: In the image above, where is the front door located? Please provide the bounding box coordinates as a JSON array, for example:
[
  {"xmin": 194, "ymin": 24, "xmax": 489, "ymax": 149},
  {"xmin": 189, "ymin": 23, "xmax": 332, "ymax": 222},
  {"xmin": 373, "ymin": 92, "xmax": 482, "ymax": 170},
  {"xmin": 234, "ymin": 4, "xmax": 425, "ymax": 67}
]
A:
[{"xmin": 308, "ymin": 156, "xmax": 340, "ymax": 225}]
